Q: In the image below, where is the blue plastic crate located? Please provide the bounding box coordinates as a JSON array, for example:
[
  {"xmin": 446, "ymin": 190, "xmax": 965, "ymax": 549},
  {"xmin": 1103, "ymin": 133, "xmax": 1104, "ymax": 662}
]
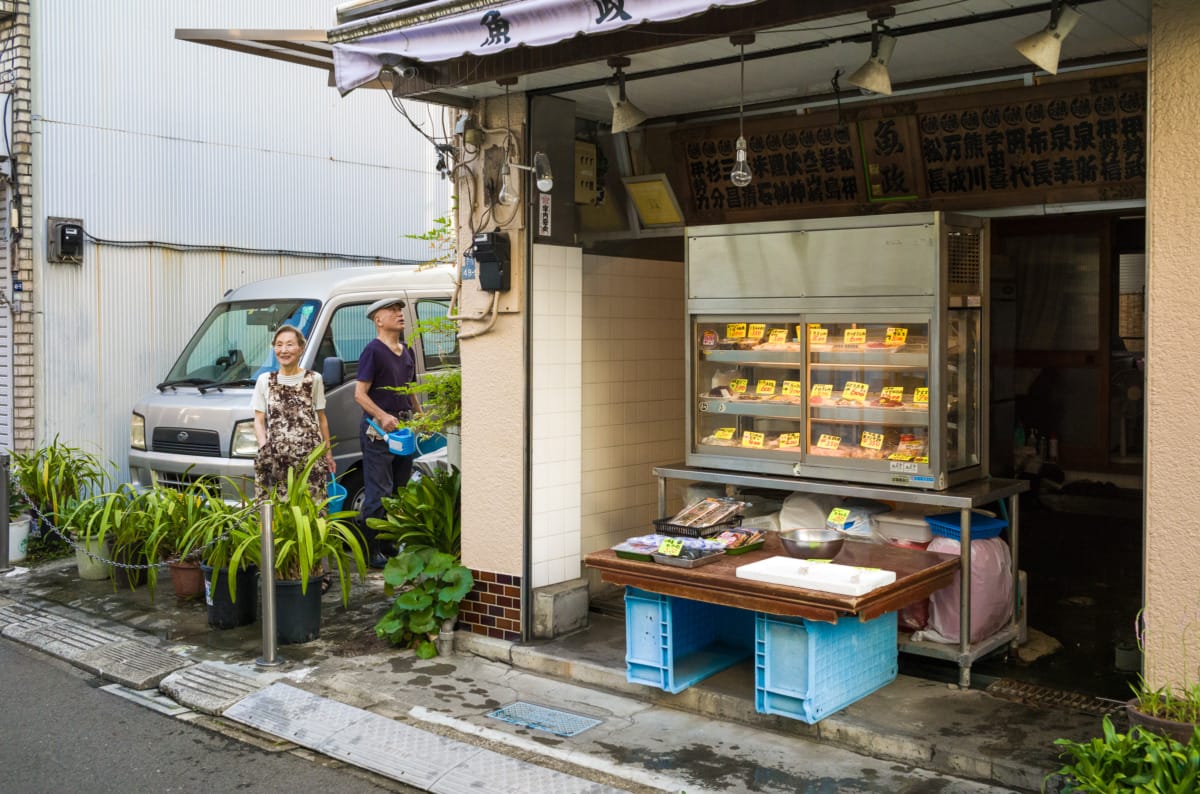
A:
[
  {"xmin": 925, "ymin": 511, "xmax": 1007, "ymax": 542},
  {"xmin": 624, "ymin": 587, "xmax": 755, "ymax": 694},
  {"xmin": 755, "ymin": 612, "xmax": 898, "ymax": 723}
]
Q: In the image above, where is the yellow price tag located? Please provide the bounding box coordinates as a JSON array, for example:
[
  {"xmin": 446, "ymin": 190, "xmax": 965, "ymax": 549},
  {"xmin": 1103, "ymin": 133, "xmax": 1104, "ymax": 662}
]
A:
[
  {"xmin": 782, "ymin": 380, "xmax": 803, "ymax": 397},
  {"xmin": 843, "ymin": 328, "xmax": 867, "ymax": 345},
  {"xmin": 887, "ymin": 453, "xmax": 914, "ymax": 461},
  {"xmin": 913, "ymin": 387, "xmax": 929, "ymax": 404},
  {"xmin": 885, "ymin": 327, "xmax": 908, "ymax": 345},
  {"xmin": 713, "ymin": 427, "xmax": 735, "ymax": 440},
  {"xmin": 768, "ymin": 328, "xmax": 788, "ymax": 344},
  {"xmin": 742, "ymin": 431, "xmax": 765, "ymax": 448},
  {"xmin": 881, "ymin": 386, "xmax": 905, "ymax": 402},
  {"xmin": 842, "ymin": 381, "xmax": 869, "ymax": 402},
  {"xmin": 779, "ymin": 432, "xmax": 801, "ymax": 449},
  {"xmin": 657, "ymin": 537, "xmax": 684, "ymax": 556},
  {"xmin": 827, "ymin": 507, "xmax": 851, "ymax": 527},
  {"xmin": 810, "ymin": 383, "xmax": 833, "ymax": 399},
  {"xmin": 808, "ymin": 327, "xmax": 828, "ymax": 344},
  {"xmin": 816, "ymin": 434, "xmax": 841, "ymax": 450},
  {"xmin": 729, "ymin": 378, "xmax": 748, "ymax": 394},
  {"xmin": 747, "ymin": 323, "xmax": 766, "ymax": 339},
  {"xmin": 860, "ymin": 431, "xmax": 885, "ymax": 450},
  {"xmin": 915, "ymin": 455, "xmax": 929, "ymax": 464},
  {"xmin": 756, "ymin": 379, "xmax": 777, "ymax": 395},
  {"xmin": 726, "ymin": 323, "xmax": 747, "ymax": 339}
]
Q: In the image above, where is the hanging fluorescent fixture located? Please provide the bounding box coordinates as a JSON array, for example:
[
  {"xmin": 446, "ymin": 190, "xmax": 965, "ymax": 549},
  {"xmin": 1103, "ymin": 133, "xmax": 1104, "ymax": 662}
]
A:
[
  {"xmin": 847, "ymin": 22, "xmax": 896, "ymax": 96},
  {"xmin": 1014, "ymin": 0, "xmax": 1082, "ymax": 75},
  {"xmin": 729, "ymin": 34, "xmax": 754, "ymax": 188},
  {"xmin": 606, "ymin": 56, "xmax": 648, "ymax": 134}
]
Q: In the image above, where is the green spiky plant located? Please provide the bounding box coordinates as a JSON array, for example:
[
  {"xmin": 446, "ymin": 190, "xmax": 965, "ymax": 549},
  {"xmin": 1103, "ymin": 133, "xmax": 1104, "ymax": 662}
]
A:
[
  {"xmin": 369, "ymin": 467, "xmax": 461, "ymax": 555},
  {"xmin": 230, "ymin": 445, "xmax": 366, "ymax": 606},
  {"xmin": 1049, "ymin": 715, "xmax": 1200, "ymax": 792},
  {"xmin": 10, "ymin": 436, "xmax": 109, "ymax": 525}
]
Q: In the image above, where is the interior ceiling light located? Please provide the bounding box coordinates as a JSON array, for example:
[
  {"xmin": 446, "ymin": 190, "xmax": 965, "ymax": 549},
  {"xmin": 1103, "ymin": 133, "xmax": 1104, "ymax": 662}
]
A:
[
  {"xmin": 606, "ymin": 56, "xmax": 648, "ymax": 134},
  {"xmin": 846, "ymin": 21, "xmax": 896, "ymax": 96},
  {"xmin": 1013, "ymin": 0, "xmax": 1082, "ymax": 75},
  {"xmin": 729, "ymin": 34, "xmax": 755, "ymax": 188}
]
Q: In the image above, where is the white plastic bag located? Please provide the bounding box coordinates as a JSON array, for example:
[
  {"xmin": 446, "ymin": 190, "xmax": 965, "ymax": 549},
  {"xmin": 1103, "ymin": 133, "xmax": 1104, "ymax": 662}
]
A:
[
  {"xmin": 779, "ymin": 493, "xmax": 839, "ymax": 529},
  {"xmin": 920, "ymin": 536, "xmax": 1014, "ymax": 644}
]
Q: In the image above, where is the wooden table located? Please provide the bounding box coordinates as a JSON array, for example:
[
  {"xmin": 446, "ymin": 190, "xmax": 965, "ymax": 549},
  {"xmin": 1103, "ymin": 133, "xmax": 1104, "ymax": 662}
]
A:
[{"xmin": 585, "ymin": 534, "xmax": 959, "ymax": 624}]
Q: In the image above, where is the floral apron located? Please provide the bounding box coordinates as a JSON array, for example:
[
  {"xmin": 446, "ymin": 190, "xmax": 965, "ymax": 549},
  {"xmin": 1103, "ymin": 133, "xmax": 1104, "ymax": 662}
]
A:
[{"xmin": 254, "ymin": 370, "xmax": 327, "ymax": 502}]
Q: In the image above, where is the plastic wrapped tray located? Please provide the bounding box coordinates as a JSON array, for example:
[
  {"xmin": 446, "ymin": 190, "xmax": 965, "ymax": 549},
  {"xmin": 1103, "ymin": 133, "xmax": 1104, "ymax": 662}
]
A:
[
  {"xmin": 651, "ymin": 551, "xmax": 725, "ymax": 568},
  {"xmin": 716, "ymin": 528, "xmax": 766, "ymax": 555},
  {"xmin": 652, "ymin": 516, "xmax": 742, "ymax": 538}
]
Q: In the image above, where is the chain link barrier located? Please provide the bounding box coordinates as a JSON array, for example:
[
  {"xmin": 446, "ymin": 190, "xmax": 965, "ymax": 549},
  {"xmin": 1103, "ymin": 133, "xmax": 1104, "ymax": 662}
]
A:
[{"xmin": 12, "ymin": 479, "xmax": 238, "ymax": 572}]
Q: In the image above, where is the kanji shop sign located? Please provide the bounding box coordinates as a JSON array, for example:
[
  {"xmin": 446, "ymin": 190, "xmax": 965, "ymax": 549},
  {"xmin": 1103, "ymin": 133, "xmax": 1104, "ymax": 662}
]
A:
[{"xmin": 670, "ymin": 72, "xmax": 1145, "ymax": 224}]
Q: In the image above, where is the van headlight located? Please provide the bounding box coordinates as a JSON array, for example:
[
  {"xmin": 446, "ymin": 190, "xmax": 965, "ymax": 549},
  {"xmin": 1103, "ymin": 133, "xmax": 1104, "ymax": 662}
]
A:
[
  {"xmin": 230, "ymin": 420, "xmax": 259, "ymax": 458},
  {"xmin": 131, "ymin": 413, "xmax": 146, "ymax": 450}
]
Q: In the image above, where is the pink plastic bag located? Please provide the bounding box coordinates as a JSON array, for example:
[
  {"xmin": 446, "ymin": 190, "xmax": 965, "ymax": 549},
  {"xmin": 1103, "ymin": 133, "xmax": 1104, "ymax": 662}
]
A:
[
  {"xmin": 888, "ymin": 538, "xmax": 931, "ymax": 631},
  {"xmin": 925, "ymin": 536, "xmax": 1014, "ymax": 644}
]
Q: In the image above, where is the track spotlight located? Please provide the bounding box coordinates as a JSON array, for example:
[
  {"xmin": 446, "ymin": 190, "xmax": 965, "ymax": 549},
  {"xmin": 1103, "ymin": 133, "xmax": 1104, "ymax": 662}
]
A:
[
  {"xmin": 606, "ymin": 56, "xmax": 648, "ymax": 134},
  {"xmin": 846, "ymin": 22, "xmax": 896, "ymax": 96},
  {"xmin": 1013, "ymin": 0, "xmax": 1082, "ymax": 75}
]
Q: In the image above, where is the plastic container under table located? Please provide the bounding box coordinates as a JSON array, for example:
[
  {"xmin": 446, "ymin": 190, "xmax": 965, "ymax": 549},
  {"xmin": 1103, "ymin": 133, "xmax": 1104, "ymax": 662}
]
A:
[
  {"xmin": 755, "ymin": 611, "xmax": 898, "ymax": 724},
  {"xmin": 624, "ymin": 587, "xmax": 755, "ymax": 694}
]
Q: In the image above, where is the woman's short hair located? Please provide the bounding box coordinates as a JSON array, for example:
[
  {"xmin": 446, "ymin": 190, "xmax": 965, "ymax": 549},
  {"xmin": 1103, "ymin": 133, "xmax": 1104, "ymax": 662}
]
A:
[{"xmin": 273, "ymin": 324, "xmax": 307, "ymax": 347}]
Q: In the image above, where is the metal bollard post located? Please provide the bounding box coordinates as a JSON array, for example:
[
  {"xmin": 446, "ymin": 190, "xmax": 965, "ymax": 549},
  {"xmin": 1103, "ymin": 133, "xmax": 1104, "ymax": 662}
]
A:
[
  {"xmin": 256, "ymin": 500, "xmax": 282, "ymax": 667},
  {"xmin": 0, "ymin": 453, "xmax": 10, "ymax": 573}
]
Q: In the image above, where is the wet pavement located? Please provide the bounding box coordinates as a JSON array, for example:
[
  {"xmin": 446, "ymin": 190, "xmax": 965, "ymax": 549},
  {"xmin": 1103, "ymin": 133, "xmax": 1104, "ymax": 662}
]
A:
[{"xmin": 0, "ymin": 555, "xmax": 1108, "ymax": 793}]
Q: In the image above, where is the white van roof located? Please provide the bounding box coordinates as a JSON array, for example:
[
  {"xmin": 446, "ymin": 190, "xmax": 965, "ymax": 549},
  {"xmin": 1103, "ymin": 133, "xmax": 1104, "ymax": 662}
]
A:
[{"xmin": 225, "ymin": 265, "xmax": 456, "ymax": 302}]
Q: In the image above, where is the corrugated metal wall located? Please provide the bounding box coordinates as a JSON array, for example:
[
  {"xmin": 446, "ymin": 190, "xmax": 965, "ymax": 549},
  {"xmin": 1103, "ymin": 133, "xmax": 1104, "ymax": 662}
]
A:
[{"xmin": 33, "ymin": 1, "xmax": 452, "ymax": 478}]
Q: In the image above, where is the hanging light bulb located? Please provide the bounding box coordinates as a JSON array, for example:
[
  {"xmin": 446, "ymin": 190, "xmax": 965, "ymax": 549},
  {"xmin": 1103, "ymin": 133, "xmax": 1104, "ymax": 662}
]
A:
[
  {"xmin": 497, "ymin": 165, "xmax": 519, "ymax": 206},
  {"xmin": 729, "ymin": 35, "xmax": 754, "ymax": 188}
]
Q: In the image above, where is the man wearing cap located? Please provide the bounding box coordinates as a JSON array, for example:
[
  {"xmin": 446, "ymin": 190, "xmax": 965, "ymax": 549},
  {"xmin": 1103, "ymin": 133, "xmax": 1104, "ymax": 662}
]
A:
[{"xmin": 354, "ymin": 297, "xmax": 421, "ymax": 568}]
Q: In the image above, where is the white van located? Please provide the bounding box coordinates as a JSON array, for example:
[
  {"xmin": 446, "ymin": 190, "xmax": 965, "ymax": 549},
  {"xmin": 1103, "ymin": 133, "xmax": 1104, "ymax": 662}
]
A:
[{"xmin": 128, "ymin": 266, "xmax": 458, "ymax": 508}]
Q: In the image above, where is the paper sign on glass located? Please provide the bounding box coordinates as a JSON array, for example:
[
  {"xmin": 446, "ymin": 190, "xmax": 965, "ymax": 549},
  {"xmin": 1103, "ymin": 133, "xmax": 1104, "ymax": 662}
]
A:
[
  {"xmin": 741, "ymin": 431, "xmax": 765, "ymax": 448},
  {"xmin": 881, "ymin": 386, "xmax": 905, "ymax": 402},
  {"xmin": 726, "ymin": 323, "xmax": 747, "ymax": 338},
  {"xmin": 843, "ymin": 328, "xmax": 867, "ymax": 345},
  {"xmin": 713, "ymin": 427, "xmax": 735, "ymax": 440},
  {"xmin": 842, "ymin": 381, "xmax": 869, "ymax": 401},
  {"xmin": 756, "ymin": 379, "xmax": 776, "ymax": 395},
  {"xmin": 729, "ymin": 378, "xmax": 748, "ymax": 394},
  {"xmin": 808, "ymin": 327, "xmax": 828, "ymax": 344},
  {"xmin": 779, "ymin": 432, "xmax": 801, "ymax": 448},
  {"xmin": 885, "ymin": 327, "xmax": 908, "ymax": 345},
  {"xmin": 782, "ymin": 380, "xmax": 803, "ymax": 397},
  {"xmin": 810, "ymin": 383, "xmax": 833, "ymax": 399},
  {"xmin": 768, "ymin": 328, "xmax": 788, "ymax": 344},
  {"xmin": 816, "ymin": 434, "xmax": 841, "ymax": 450},
  {"xmin": 860, "ymin": 431, "xmax": 884, "ymax": 450},
  {"xmin": 747, "ymin": 323, "xmax": 765, "ymax": 339},
  {"xmin": 913, "ymin": 387, "xmax": 930, "ymax": 404}
]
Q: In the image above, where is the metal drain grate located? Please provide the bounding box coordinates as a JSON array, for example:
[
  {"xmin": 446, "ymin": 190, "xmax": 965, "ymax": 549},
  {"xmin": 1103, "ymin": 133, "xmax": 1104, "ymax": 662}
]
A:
[
  {"xmin": 987, "ymin": 678, "xmax": 1124, "ymax": 717},
  {"xmin": 487, "ymin": 701, "xmax": 602, "ymax": 737}
]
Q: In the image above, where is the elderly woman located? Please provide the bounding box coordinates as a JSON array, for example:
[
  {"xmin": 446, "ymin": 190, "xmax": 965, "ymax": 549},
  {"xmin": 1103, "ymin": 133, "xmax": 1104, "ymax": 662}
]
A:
[{"xmin": 252, "ymin": 324, "xmax": 336, "ymax": 502}]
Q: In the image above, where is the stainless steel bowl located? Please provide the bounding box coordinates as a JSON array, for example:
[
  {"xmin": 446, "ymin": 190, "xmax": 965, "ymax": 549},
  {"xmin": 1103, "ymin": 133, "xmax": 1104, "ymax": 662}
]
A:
[{"xmin": 779, "ymin": 528, "xmax": 845, "ymax": 559}]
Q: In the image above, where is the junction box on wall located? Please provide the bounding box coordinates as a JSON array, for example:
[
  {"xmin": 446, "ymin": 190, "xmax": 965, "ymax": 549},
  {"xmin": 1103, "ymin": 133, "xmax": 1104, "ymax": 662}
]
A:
[{"xmin": 47, "ymin": 217, "xmax": 84, "ymax": 264}]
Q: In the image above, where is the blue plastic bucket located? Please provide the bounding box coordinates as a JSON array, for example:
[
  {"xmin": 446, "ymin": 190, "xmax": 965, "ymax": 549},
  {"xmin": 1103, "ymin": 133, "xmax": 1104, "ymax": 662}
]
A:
[
  {"xmin": 327, "ymin": 480, "xmax": 347, "ymax": 512},
  {"xmin": 367, "ymin": 420, "xmax": 416, "ymax": 456}
]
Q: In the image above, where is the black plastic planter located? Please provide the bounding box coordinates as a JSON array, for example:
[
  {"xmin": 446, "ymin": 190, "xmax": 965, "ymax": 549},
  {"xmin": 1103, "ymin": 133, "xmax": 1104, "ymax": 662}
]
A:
[
  {"xmin": 274, "ymin": 575, "xmax": 323, "ymax": 644},
  {"xmin": 201, "ymin": 564, "xmax": 258, "ymax": 629}
]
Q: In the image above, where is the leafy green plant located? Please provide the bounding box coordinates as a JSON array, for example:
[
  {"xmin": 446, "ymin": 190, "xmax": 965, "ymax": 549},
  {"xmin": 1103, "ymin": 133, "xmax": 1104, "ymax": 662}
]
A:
[
  {"xmin": 231, "ymin": 446, "xmax": 366, "ymax": 605},
  {"xmin": 375, "ymin": 548, "xmax": 473, "ymax": 658},
  {"xmin": 176, "ymin": 477, "xmax": 260, "ymax": 599},
  {"xmin": 10, "ymin": 437, "xmax": 109, "ymax": 522},
  {"xmin": 369, "ymin": 467, "xmax": 461, "ymax": 556},
  {"xmin": 7, "ymin": 470, "xmax": 31, "ymax": 520},
  {"xmin": 1129, "ymin": 608, "xmax": 1200, "ymax": 725},
  {"xmin": 1049, "ymin": 715, "xmax": 1200, "ymax": 792},
  {"xmin": 404, "ymin": 207, "xmax": 457, "ymax": 269}
]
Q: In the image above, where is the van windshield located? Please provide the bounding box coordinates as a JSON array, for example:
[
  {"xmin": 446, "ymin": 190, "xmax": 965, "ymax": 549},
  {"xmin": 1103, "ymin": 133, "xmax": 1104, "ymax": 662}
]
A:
[{"xmin": 163, "ymin": 299, "xmax": 321, "ymax": 386}]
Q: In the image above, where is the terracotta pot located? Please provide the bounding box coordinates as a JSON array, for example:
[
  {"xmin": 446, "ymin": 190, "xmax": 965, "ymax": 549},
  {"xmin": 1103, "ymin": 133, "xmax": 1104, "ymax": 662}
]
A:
[
  {"xmin": 1126, "ymin": 699, "xmax": 1200, "ymax": 744},
  {"xmin": 168, "ymin": 561, "xmax": 205, "ymax": 600}
]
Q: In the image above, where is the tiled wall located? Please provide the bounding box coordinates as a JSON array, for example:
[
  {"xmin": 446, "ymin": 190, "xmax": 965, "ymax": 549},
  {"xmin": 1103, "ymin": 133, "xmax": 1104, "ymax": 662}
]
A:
[
  {"xmin": 581, "ymin": 255, "xmax": 686, "ymax": 585},
  {"xmin": 459, "ymin": 570, "xmax": 521, "ymax": 641},
  {"xmin": 529, "ymin": 244, "xmax": 583, "ymax": 589}
]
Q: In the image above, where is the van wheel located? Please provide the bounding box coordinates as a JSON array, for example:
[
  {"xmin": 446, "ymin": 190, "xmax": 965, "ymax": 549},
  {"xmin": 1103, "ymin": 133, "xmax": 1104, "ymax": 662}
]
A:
[{"xmin": 340, "ymin": 469, "xmax": 366, "ymax": 516}]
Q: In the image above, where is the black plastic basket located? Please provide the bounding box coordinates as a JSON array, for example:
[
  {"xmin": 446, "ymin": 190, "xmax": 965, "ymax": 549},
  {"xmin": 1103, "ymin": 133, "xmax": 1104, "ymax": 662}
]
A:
[{"xmin": 652, "ymin": 516, "xmax": 742, "ymax": 538}]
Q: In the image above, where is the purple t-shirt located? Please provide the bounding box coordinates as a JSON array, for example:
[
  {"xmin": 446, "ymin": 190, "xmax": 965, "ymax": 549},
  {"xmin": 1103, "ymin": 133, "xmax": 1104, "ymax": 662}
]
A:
[{"xmin": 357, "ymin": 338, "xmax": 417, "ymax": 416}]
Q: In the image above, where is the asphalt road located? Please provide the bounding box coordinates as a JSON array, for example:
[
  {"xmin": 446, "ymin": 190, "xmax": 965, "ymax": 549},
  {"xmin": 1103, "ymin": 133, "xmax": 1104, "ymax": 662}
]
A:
[{"xmin": 0, "ymin": 639, "xmax": 418, "ymax": 793}]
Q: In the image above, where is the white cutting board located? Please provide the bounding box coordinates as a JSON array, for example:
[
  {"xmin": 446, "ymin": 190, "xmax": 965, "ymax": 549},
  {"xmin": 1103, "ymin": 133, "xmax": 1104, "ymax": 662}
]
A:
[{"xmin": 735, "ymin": 556, "xmax": 896, "ymax": 596}]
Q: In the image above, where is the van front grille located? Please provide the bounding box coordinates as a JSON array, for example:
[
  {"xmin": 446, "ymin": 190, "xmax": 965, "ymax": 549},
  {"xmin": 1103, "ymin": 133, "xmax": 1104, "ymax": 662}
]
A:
[{"xmin": 152, "ymin": 428, "xmax": 222, "ymax": 457}]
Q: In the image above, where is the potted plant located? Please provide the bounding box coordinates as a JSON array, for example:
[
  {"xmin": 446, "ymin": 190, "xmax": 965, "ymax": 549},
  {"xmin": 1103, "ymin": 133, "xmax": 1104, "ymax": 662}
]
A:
[
  {"xmin": 387, "ymin": 315, "xmax": 462, "ymax": 469},
  {"xmin": 1124, "ymin": 609, "xmax": 1200, "ymax": 744},
  {"xmin": 6, "ymin": 469, "xmax": 33, "ymax": 563},
  {"xmin": 231, "ymin": 446, "xmax": 366, "ymax": 644},
  {"xmin": 370, "ymin": 467, "xmax": 470, "ymax": 657},
  {"xmin": 62, "ymin": 492, "xmax": 118, "ymax": 581},
  {"xmin": 10, "ymin": 437, "xmax": 109, "ymax": 542},
  {"xmin": 177, "ymin": 479, "xmax": 260, "ymax": 629},
  {"xmin": 141, "ymin": 482, "xmax": 216, "ymax": 600}
]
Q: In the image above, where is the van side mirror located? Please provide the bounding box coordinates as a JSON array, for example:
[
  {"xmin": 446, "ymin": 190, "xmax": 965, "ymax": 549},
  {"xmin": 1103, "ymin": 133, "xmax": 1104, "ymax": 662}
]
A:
[{"xmin": 322, "ymin": 357, "xmax": 345, "ymax": 388}]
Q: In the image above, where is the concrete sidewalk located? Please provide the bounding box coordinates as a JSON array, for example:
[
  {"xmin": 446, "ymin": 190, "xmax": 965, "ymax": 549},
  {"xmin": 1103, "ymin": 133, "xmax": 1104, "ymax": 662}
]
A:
[{"xmin": 0, "ymin": 558, "xmax": 1102, "ymax": 793}]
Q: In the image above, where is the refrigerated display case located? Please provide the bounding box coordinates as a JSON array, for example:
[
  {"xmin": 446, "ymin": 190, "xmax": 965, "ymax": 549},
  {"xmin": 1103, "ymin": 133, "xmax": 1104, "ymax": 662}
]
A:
[{"xmin": 686, "ymin": 213, "xmax": 988, "ymax": 489}]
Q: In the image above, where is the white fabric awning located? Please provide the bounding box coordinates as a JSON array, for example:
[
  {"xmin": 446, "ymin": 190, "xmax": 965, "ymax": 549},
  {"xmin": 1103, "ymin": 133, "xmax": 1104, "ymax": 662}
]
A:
[{"xmin": 332, "ymin": 0, "xmax": 762, "ymax": 94}]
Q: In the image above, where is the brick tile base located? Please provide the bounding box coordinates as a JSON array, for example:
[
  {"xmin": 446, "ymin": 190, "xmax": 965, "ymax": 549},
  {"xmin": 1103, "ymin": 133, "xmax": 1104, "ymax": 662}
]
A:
[{"xmin": 459, "ymin": 569, "xmax": 521, "ymax": 641}]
